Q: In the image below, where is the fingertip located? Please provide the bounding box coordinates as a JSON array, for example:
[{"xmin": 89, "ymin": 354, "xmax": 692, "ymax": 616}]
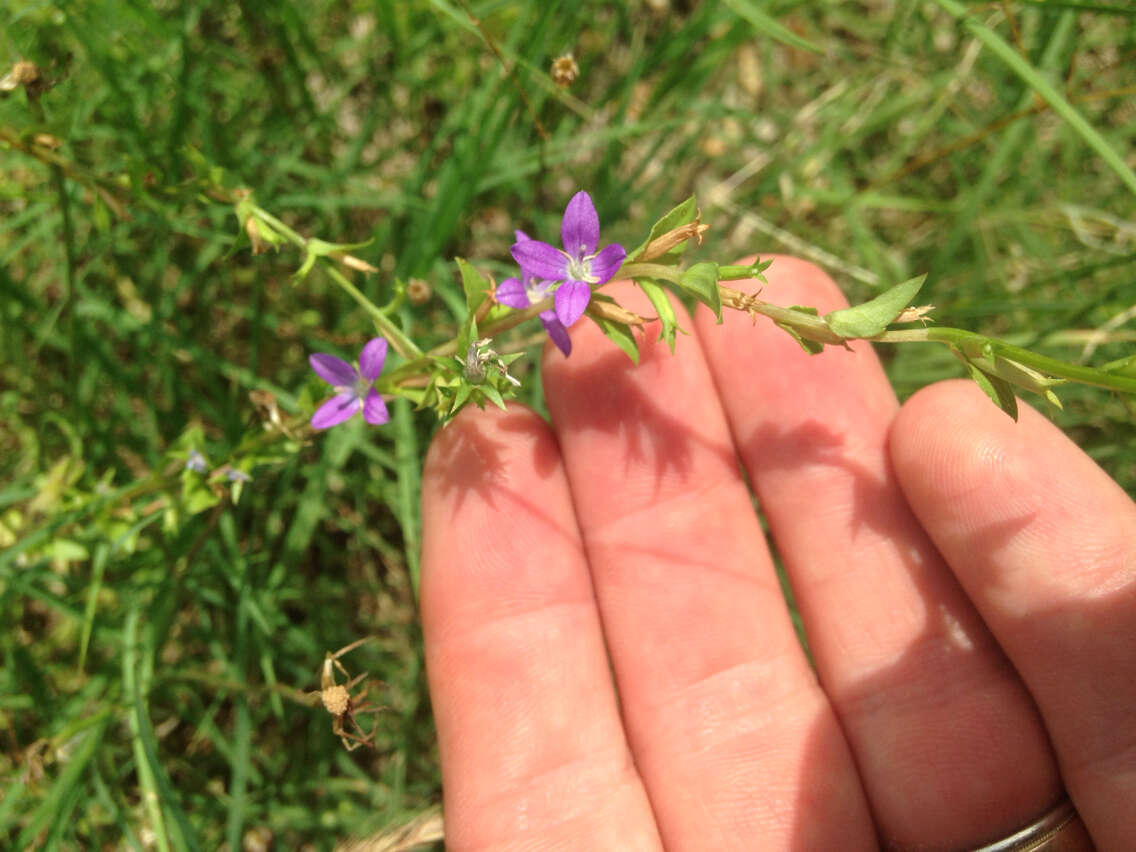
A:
[{"xmin": 889, "ymin": 378, "xmax": 1133, "ymax": 542}]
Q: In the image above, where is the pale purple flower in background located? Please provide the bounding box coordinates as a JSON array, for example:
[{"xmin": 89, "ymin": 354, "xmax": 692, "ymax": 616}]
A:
[
  {"xmin": 510, "ymin": 191, "xmax": 626, "ymax": 331},
  {"xmin": 185, "ymin": 449, "xmax": 207, "ymax": 473},
  {"xmin": 309, "ymin": 337, "xmax": 389, "ymax": 429},
  {"xmin": 497, "ymin": 230, "xmax": 573, "ymax": 356}
]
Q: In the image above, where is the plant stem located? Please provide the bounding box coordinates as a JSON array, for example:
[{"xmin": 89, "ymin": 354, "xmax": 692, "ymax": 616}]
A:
[
  {"xmin": 874, "ymin": 327, "xmax": 1136, "ymax": 393},
  {"xmin": 251, "ymin": 206, "xmax": 421, "ymax": 358}
]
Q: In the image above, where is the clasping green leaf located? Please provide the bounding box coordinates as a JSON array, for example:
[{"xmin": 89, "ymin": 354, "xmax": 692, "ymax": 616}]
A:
[{"xmin": 824, "ymin": 274, "xmax": 926, "ymax": 339}]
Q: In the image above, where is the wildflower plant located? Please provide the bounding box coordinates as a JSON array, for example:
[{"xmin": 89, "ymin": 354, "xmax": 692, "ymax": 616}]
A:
[
  {"xmin": 287, "ymin": 189, "xmax": 1136, "ymax": 441},
  {"xmin": 4, "ymin": 8, "xmax": 1136, "ymax": 846}
]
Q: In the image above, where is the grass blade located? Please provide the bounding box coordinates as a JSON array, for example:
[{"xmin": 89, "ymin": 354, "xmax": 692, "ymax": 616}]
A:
[{"xmin": 931, "ymin": 0, "xmax": 1136, "ymax": 197}]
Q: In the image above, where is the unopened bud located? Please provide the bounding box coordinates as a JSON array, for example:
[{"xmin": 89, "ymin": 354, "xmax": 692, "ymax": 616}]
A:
[
  {"xmin": 639, "ymin": 217, "xmax": 709, "ymax": 261},
  {"xmin": 586, "ymin": 299, "xmax": 651, "ymax": 327},
  {"xmin": 336, "ymin": 253, "xmax": 378, "ymax": 273},
  {"xmin": 245, "ymin": 216, "xmax": 267, "ymax": 255}
]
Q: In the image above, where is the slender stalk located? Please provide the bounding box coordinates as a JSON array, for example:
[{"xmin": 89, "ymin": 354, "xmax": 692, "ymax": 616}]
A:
[
  {"xmin": 251, "ymin": 206, "xmax": 421, "ymax": 358},
  {"xmin": 874, "ymin": 327, "xmax": 1136, "ymax": 393}
]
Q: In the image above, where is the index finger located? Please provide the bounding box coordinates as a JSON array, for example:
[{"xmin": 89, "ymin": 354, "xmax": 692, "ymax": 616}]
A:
[{"xmin": 420, "ymin": 404, "xmax": 661, "ymax": 849}]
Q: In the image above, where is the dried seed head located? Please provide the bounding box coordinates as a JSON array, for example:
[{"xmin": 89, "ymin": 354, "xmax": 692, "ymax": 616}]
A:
[
  {"xmin": 322, "ymin": 684, "xmax": 350, "ymax": 716},
  {"xmin": 550, "ymin": 54, "xmax": 579, "ymax": 88},
  {"xmin": 406, "ymin": 278, "xmax": 432, "ymax": 305},
  {"xmin": 0, "ymin": 61, "xmax": 40, "ymax": 94},
  {"xmin": 893, "ymin": 304, "xmax": 935, "ymax": 325}
]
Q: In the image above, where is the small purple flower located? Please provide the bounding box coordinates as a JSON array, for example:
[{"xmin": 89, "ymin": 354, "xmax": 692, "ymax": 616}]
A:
[
  {"xmin": 185, "ymin": 449, "xmax": 207, "ymax": 473},
  {"xmin": 309, "ymin": 338, "xmax": 389, "ymax": 430},
  {"xmin": 497, "ymin": 230, "xmax": 573, "ymax": 356},
  {"xmin": 510, "ymin": 191, "xmax": 626, "ymax": 330}
]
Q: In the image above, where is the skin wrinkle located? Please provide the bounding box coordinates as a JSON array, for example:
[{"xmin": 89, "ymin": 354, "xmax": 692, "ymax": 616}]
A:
[
  {"xmin": 448, "ymin": 751, "xmax": 659, "ymax": 851},
  {"xmin": 581, "ymin": 471, "xmax": 755, "ymax": 549},
  {"xmin": 429, "ymin": 597, "xmax": 599, "ymax": 661},
  {"xmin": 587, "ymin": 538, "xmax": 784, "ymax": 596}
]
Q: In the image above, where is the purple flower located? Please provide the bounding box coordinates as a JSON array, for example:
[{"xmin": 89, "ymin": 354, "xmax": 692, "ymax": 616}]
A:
[
  {"xmin": 309, "ymin": 338, "xmax": 389, "ymax": 430},
  {"xmin": 510, "ymin": 191, "xmax": 626, "ymax": 330},
  {"xmin": 497, "ymin": 230, "xmax": 573, "ymax": 356},
  {"xmin": 185, "ymin": 449, "xmax": 207, "ymax": 473}
]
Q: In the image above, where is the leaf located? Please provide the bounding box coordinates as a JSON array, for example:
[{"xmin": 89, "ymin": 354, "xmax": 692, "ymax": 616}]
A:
[
  {"xmin": 677, "ymin": 262, "xmax": 722, "ymax": 321},
  {"xmin": 965, "ymin": 361, "xmax": 1019, "ymax": 421},
  {"xmin": 588, "ymin": 313, "xmax": 640, "ymax": 363},
  {"xmin": 637, "ymin": 278, "xmax": 679, "ymax": 352},
  {"xmin": 1100, "ymin": 352, "xmax": 1136, "ymax": 378},
  {"xmin": 480, "ymin": 384, "xmax": 507, "ymax": 410},
  {"xmin": 773, "ymin": 306, "xmax": 828, "ymax": 354},
  {"xmin": 455, "ymin": 257, "xmax": 490, "ymax": 314},
  {"xmin": 628, "ymin": 196, "xmax": 697, "ymax": 262},
  {"xmin": 456, "ymin": 316, "xmax": 478, "ymax": 373},
  {"xmin": 449, "ymin": 381, "xmax": 473, "ymax": 416},
  {"xmin": 824, "ymin": 275, "xmax": 926, "ymax": 339},
  {"xmin": 723, "ymin": 0, "xmax": 824, "ymax": 54}
]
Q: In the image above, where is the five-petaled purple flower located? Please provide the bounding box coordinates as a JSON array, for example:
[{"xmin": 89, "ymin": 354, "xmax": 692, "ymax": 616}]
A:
[
  {"xmin": 497, "ymin": 230, "xmax": 573, "ymax": 356},
  {"xmin": 309, "ymin": 338, "xmax": 389, "ymax": 430},
  {"xmin": 508, "ymin": 191, "xmax": 625, "ymax": 351}
]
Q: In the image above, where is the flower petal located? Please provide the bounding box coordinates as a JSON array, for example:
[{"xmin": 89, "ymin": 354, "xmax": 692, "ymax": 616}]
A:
[
  {"xmin": 539, "ymin": 311, "xmax": 572, "ymax": 356},
  {"xmin": 358, "ymin": 337, "xmax": 388, "ymax": 380},
  {"xmin": 514, "ymin": 229, "xmax": 531, "ymax": 243},
  {"xmin": 512, "ymin": 239, "xmax": 567, "ymax": 281},
  {"xmin": 496, "ymin": 277, "xmax": 531, "ymax": 309},
  {"xmin": 309, "ymin": 353, "xmax": 358, "ymax": 387},
  {"xmin": 362, "ymin": 388, "xmax": 390, "ymax": 425},
  {"xmin": 311, "ymin": 392, "xmax": 360, "ymax": 429},
  {"xmin": 561, "ymin": 191, "xmax": 599, "ymax": 257},
  {"xmin": 589, "ymin": 243, "xmax": 627, "ymax": 286},
  {"xmin": 554, "ymin": 279, "xmax": 591, "ymax": 328}
]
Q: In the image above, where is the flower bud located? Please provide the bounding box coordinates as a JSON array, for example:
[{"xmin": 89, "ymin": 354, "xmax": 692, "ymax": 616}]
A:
[
  {"xmin": 586, "ymin": 298, "xmax": 650, "ymax": 327},
  {"xmin": 638, "ymin": 218, "xmax": 709, "ymax": 261}
]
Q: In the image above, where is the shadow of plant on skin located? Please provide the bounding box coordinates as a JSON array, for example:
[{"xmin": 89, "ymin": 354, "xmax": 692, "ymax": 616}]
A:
[
  {"xmin": 542, "ymin": 330, "xmax": 740, "ymax": 502},
  {"xmin": 424, "ymin": 405, "xmax": 578, "ymax": 558}
]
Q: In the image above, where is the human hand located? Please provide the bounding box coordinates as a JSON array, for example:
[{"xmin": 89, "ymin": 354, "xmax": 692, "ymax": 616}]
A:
[{"xmin": 419, "ymin": 256, "xmax": 1135, "ymax": 850}]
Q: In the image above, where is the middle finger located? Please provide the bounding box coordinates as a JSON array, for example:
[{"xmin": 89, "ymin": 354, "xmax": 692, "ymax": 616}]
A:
[{"xmin": 542, "ymin": 282, "xmax": 876, "ymax": 850}]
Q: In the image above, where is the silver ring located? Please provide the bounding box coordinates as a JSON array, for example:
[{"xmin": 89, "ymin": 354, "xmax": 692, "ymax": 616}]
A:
[{"xmin": 971, "ymin": 796, "xmax": 1093, "ymax": 851}]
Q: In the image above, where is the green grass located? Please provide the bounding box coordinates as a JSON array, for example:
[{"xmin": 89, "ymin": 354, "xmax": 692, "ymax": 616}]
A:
[{"xmin": 2, "ymin": 0, "xmax": 1134, "ymax": 847}]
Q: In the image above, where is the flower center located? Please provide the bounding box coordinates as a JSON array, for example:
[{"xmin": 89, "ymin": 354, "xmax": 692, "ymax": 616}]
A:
[
  {"xmin": 565, "ymin": 254, "xmax": 596, "ymax": 284},
  {"xmin": 525, "ymin": 278, "xmax": 553, "ymax": 303},
  {"xmin": 351, "ymin": 376, "xmax": 371, "ymax": 400}
]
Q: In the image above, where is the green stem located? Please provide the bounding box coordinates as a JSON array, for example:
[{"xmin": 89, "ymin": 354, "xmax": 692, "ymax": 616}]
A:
[
  {"xmin": 252, "ymin": 206, "xmax": 421, "ymax": 358},
  {"xmin": 324, "ymin": 265, "xmax": 421, "ymax": 358},
  {"xmin": 873, "ymin": 327, "xmax": 1136, "ymax": 393},
  {"xmin": 384, "ymin": 295, "xmax": 557, "ymax": 385},
  {"xmin": 619, "ymin": 262, "xmax": 682, "ymax": 283}
]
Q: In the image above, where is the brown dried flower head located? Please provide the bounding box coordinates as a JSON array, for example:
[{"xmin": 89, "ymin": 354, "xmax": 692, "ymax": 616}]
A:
[
  {"xmin": 550, "ymin": 54, "xmax": 579, "ymax": 88},
  {"xmin": 406, "ymin": 278, "xmax": 433, "ymax": 305}
]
